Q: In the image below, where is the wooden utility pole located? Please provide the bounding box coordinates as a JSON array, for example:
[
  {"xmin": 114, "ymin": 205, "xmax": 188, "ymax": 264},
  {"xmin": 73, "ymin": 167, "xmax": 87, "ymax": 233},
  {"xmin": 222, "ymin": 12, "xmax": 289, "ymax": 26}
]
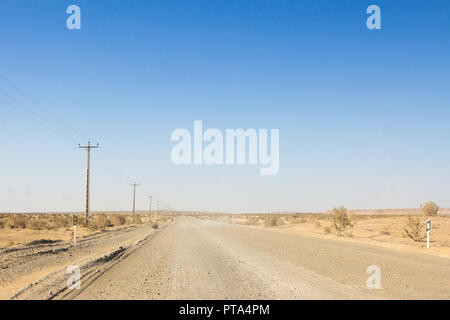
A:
[
  {"xmin": 130, "ymin": 182, "xmax": 140, "ymax": 216},
  {"xmin": 79, "ymin": 141, "xmax": 99, "ymax": 226},
  {"xmin": 149, "ymin": 195, "xmax": 153, "ymax": 214}
]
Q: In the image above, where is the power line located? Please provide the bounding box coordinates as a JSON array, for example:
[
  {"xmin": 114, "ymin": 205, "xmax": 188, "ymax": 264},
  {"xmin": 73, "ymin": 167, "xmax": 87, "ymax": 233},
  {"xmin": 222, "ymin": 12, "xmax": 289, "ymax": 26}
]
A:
[
  {"xmin": 0, "ymin": 87, "xmax": 86, "ymax": 142},
  {"xmin": 0, "ymin": 95, "xmax": 79, "ymax": 143},
  {"xmin": 0, "ymin": 72, "xmax": 93, "ymax": 142},
  {"xmin": 0, "ymin": 73, "xmax": 176, "ymax": 214}
]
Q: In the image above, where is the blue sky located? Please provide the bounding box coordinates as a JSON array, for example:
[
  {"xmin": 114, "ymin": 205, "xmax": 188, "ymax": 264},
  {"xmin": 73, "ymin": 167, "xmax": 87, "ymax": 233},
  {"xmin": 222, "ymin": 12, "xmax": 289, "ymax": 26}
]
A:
[{"xmin": 1, "ymin": 0, "xmax": 449, "ymax": 213}]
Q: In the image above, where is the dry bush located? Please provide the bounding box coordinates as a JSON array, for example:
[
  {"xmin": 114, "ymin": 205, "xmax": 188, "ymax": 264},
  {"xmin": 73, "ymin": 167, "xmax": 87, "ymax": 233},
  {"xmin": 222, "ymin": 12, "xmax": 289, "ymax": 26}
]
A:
[
  {"xmin": 264, "ymin": 215, "xmax": 278, "ymax": 227},
  {"xmin": 246, "ymin": 217, "xmax": 260, "ymax": 226},
  {"xmin": 323, "ymin": 226, "xmax": 331, "ymax": 234},
  {"xmin": 110, "ymin": 214, "xmax": 126, "ymax": 226},
  {"xmin": 331, "ymin": 206, "xmax": 353, "ymax": 234},
  {"xmin": 277, "ymin": 216, "xmax": 286, "ymax": 226},
  {"xmin": 421, "ymin": 201, "xmax": 439, "ymax": 217},
  {"xmin": 131, "ymin": 215, "xmax": 142, "ymax": 225},
  {"xmin": 314, "ymin": 221, "xmax": 321, "ymax": 229},
  {"xmin": 344, "ymin": 231, "xmax": 353, "ymax": 237},
  {"xmin": 26, "ymin": 217, "xmax": 50, "ymax": 230},
  {"xmin": 89, "ymin": 213, "xmax": 111, "ymax": 230},
  {"xmin": 403, "ymin": 215, "xmax": 424, "ymax": 242},
  {"xmin": 6, "ymin": 215, "xmax": 27, "ymax": 229},
  {"xmin": 48, "ymin": 215, "xmax": 71, "ymax": 229}
]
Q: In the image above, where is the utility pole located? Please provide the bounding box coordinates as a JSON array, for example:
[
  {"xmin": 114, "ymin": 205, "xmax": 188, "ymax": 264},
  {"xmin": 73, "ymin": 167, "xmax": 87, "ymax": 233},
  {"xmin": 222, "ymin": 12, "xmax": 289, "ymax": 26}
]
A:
[
  {"xmin": 79, "ymin": 141, "xmax": 99, "ymax": 226},
  {"xmin": 130, "ymin": 182, "xmax": 140, "ymax": 216},
  {"xmin": 157, "ymin": 200, "xmax": 160, "ymax": 217}
]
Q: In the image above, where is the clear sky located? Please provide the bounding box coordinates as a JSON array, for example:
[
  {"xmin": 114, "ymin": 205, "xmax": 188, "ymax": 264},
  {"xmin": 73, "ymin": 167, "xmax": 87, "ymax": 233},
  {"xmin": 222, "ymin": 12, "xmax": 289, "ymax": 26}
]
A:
[{"xmin": 1, "ymin": 0, "xmax": 449, "ymax": 213}]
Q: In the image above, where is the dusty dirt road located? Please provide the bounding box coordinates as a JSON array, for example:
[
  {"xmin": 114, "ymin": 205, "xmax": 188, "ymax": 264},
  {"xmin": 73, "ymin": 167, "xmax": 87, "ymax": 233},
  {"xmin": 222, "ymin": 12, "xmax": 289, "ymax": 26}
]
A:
[
  {"xmin": 0, "ymin": 223, "xmax": 163, "ymax": 299},
  {"xmin": 53, "ymin": 217, "xmax": 449, "ymax": 300}
]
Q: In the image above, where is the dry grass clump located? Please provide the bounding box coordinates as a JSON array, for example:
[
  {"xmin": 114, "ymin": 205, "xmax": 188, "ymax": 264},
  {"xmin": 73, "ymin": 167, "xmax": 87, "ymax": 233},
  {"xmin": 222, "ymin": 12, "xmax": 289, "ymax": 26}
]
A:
[
  {"xmin": 110, "ymin": 214, "xmax": 126, "ymax": 226},
  {"xmin": 290, "ymin": 215, "xmax": 307, "ymax": 224},
  {"xmin": 344, "ymin": 231, "xmax": 353, "ymax": 237},
  {"xmin": 403, "ymin": 215, "xmax": 425, "ymax": 242},
  {"xmin": 421, "ymin": 201, "xmax": 439, "ymax": 217},
  {"xmin": 264, "ymin": 215, "xmax": 278, "ymax": 227},
  {"xmin": 0, "ymin": 212, "xmax": 149, "ymax": 233},
  {"xmin": 277, "ymin": 216, "xmax": 286, "ymax": 226},
  {"xmin": 5, "ymin": 215, "xmax": 27, "ymax": 229},
  {"xmin": 47, "ymin": 215, "xmax": 71, "ymax": 229},
  {"xmin": 131, "ymin": 215, "xmax": 142, "ymax": 225},
  {"xmin": 314, "ymin": 221, "xmax": 322, "ymax": 229},
  {"xmin": 246, "ymin": 216, "xmax": 261, "ymax": 226},
  {"xmin": 331, "ymin": 206, "xmax": 353, "ymax": 234},
  {"xmin": 89, "ymin": 213, "xmax": 111, "ymax": 230},
  {"xmin": 26, "ymin": 216, "xmax": 50, "ymax": 230},
  {"xmin": 1, "ymin": 214, "xmax": 72, "ymax": 230},
  {"xmin": 323, "ymin": 226, "xmax": 331, "ymax": 234}
]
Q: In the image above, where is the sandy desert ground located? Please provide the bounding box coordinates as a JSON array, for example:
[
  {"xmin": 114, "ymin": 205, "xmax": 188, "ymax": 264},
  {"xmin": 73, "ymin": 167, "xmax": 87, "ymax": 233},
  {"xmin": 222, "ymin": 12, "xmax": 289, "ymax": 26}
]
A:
[
  {"xmin": 0, "ymin": 212, "xmax": 448, "ymax": 300},
  {"xmin": 217, "ymin": 213, "xmax": 450, "ymax": 259}
]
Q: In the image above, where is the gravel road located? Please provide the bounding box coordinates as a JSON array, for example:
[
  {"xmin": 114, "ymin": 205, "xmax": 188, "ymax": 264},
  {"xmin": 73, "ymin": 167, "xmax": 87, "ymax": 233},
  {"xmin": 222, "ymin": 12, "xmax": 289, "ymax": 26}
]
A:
[{"xmin": 56, "ymin": 217, "xmax": 450, "ymax": 300}]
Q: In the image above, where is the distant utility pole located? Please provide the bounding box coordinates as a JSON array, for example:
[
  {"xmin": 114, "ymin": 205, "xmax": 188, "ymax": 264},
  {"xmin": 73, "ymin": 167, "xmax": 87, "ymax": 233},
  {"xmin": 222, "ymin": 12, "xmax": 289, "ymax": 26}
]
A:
[
  {"xmin": 130, "ymin": 182, "xmax": 140, "ymax": 216},
  {"xmin": 149, "ymin": 195, "xmax": 153, "ymax": 214},
  {"xmin": 79, "ymin": 141, "xmax": 99, "ymax": 226},
  {"xmin": 157, "ymin": 200, "xmax": 160, "ymax": 216}
]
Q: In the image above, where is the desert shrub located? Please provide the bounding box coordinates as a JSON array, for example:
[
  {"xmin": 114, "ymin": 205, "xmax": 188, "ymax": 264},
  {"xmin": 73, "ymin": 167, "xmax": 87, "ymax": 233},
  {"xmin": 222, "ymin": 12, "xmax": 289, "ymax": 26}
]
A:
[
  {"xmin": 0, "ymin": 219, "xmax": 4, "ymax": 228},
  {"xmin": 26, "ymin": 218, "xmax": 50, "ymax": 230},
  {"xmin": 264, "ymin": 215, "xmax": 278, "ymax": 227},
  {"xmin": 247, "ymin": 217, "xmax": 260, "ymax": 226},
  {"xmin": 132, "ymin": 215, "xmax": 142, "ymax": 225},
  {"xmin": 6, "ymin": 215, "xmax": 27, "ymax": 229},
  {"xmin": 403, "ymin": 215, "xmax": 424, "ymax": 242},
  {"xmin": 331, "ymin": 206, "xmax": 353, "ymax": 234},
  {"xmin": 344, "ymin": 231, "xmax": 353, "ymax": 237},
  {"xmin": 421, "ymin": 201, "xmax": 439, "ymax": 217},
  {"xmin": 152, "ymin": 223, "xmax": 159, "ymax": 229},
  {"xmin": 48, "ymin": 215, "xmax": 71, "ymax": 229},
  {"xmin": 323, "ymin": 226, "xmax": 331, "ymax": 234},
  {"xmin": 89, "ymin": 213, "xmax": 111, "ymax": 230},
  {"xmin": 110, "ymin": 214, "xmax": 126, "ymax": 226},
  {"xmin": 314, "ymin": 221, "xmax": 322, "ymax": 229}
]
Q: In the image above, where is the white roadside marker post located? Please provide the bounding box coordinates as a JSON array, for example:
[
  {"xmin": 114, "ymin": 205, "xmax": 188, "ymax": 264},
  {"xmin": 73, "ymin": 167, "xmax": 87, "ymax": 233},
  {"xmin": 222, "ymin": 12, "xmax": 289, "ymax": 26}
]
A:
[{"xmin": 426, "ymin": 219, "xmax": 431, "ymax": 249}]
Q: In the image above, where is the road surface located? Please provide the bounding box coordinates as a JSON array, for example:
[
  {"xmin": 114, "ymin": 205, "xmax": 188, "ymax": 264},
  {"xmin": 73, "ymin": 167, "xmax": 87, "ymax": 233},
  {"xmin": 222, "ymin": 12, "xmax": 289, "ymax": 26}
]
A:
[{"xmin": 57, "ymin": 217, "xmax": 450, "ymax": 300}]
